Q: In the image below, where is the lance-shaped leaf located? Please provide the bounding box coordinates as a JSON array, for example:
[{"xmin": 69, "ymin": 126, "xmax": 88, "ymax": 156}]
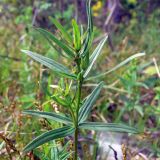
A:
[
  {"xmin": 34, "ymin": 150, "xmax": 50, "ymax": 160},
  {"xmin": 23, "ymin": 126, "xmax": 74, "ymax": 153},
  {"xmin": 78, "ymin": 82, "xmax": 104, "ymax": 123},
  {"xmin": 87, "ymin": 52, "xmax": 146, "ymax": 80},
  {"xmin": 80, "ymin": 0, "xmax": 93, "ymax": 57},
  {"xmin": 60, "ymin": 152, "xmax": 73, "ymax": 160},
  {"xmin": 83, "ymin": 36, "xmax": 108, "ymax": 78},
  {"xmin": 51, "ymin": 96, "xmax": 69, "ymax": 108},
  {"xmin": 59, "ymin": 142, "xmax": 74, "ymax": 160},
  {"xmin": 51, "ymin": 141, "xmax": 59, "ymax": 160},
  {"xmin": 50, "ymin": 17, "xmax": 72, "ymax": 44},
  {"xmin": 79, "ymin": 122, "xmax": 138, "ymax": 134},
  {"xmin": 21, "ymin": 50, "xmax": 77, "ymax": 80},
  {"xmin": 72, "ymin": 19, "xmax": 81, "ymax": 51},
  {"xmin": 35, "ymin": 28, "xmax": 75, "ymax": 58},
  {"xmin": 23, "ymin": 110, "xmax": 72, "ymax": 125}
]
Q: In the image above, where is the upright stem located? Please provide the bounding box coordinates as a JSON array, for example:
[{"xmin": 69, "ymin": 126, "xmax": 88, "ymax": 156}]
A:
[{"xmin": 74, "ymin": 58, "xmax": 82, "ymax": 160}]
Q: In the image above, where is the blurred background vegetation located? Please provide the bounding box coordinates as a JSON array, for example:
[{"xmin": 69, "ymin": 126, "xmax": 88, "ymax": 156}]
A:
[{"xmin": 0, "ymin": 0, "xmax": 160, "ymax": 159}]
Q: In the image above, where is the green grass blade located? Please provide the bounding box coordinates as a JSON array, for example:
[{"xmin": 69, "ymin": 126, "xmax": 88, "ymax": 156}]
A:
[
  {"xmin": 23, "ymin": 110, "xmax": 72, "ymax": 125},
  {"xmin": 87, "ymin": 52, "xmax": 146, "ymax": 80},
  {"xmin": 79, "ymin": 122, "xmax": 138, "ymax": 134},
  {"xmin": 23, "ymin": 126, "xmax": 74, "ymax": 153},
  {"xmin": 72, "ymin": 19, "xmax": 81, "ymax": 51},
  {"xmin": 83, "ymin": 35, "xmax": 108, "ymax": 78},
  {"xmin": 21, "ymin": 50, "xmax": 77, "ymax": 80},
  {"xmin": 50, "ymin": 17, "xmax": 72, "ymax": 44},
  {"xmin": 35, "ymin": 28, "xmax": 75, "ymax": 58},
  {"xmin": 78, "ymin": 82, "xmax": 104, "ymax": 123}
]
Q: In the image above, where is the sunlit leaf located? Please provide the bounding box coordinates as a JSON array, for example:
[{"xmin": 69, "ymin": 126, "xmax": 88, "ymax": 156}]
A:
[{"xmin": 72, "ymin": 19, "xmax": 81, "ymax": 51}]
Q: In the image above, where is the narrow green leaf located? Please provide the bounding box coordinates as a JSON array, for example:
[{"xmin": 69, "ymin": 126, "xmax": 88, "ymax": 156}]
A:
[
  {"xmin": 21, "ymin": 50, "xmax": 77, "ymax": 80},
  {"xmin": 80, "ymin": 0, "xmax": 93, "ymax": 57},
  {"xmin": 51, "ymin": 141, "xmax": 59, "ymax": 160},
  {"xmin": 50, "ymin": 17, "xmax": 72, "ymax": 44},
  {"xmin": 35, "ymin": 28, "xmax": 75, "ymax": 58},
  {"xmin": 51, "ymin": 96, "xmax": 69, "ymax": 108},
  {"xmin": 79, "ymin": 122, "xmax": 138, "ymax": 134},
  {"xmin": 87, "ymin": 52, "xmax": 146, "ymax": 80},
  {"xmin": 23, "ymin": 110, "xmax": 72, "ymax": 125},
  {"xmin": 134, "ymin": 105, "xmax": 144, "ymax": 117},
  {"xmin": 78, "ymin": 82, "xmax": 104, "ymax": 123},
  {"xmin": 72, "ymin": 19, "xmax": 81, "ymax": 51},
  {"xmin": 59, "ymin": 141, "xmax": 70, "ymax": 154},
  {"xmin": 23, "ymin": 126, "xmax": 74, "ymax": 153},
  {"xmin": 83, "ymin": 36, "xmax": 108, "ymax": 78},
  {"xmin": 60, "ymin": 152, "xmax": 73, "ymax": 160},
  {"xmin": 34, "ymin": 150, "xmax": 50, "ymax": 160},
  {"xmin": 86, "ymin": 0, "xmax": 93, "ymax": 33}
]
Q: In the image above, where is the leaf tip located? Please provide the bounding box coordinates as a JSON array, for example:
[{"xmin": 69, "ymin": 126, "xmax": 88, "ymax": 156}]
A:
[
  {"xmin": 99, "ymin": 81, "xmax": 105, "ymax": 86},
  {"xmin": 23, "ymin": 145, "xmax": 31, "ymax": 153},
  {"xmin": 21, "ymin": 49, "xmax": 26, "ymax": 53},
  {"xmin": 21, "ymin": 49, "xmax": 29, "ymax": 55}
]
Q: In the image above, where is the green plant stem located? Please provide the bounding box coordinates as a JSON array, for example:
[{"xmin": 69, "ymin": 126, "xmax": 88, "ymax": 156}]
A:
[
  {"xmin": 74, "ymin": 58, "xmax": 82, "ymax": 160},
  {"xmin": 74, "ymin": 80, "xmax": 82, "ymax": 160},
  {"xmin": 74, "ymin": 124, "xmax": 78, "ymax": 160}
]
